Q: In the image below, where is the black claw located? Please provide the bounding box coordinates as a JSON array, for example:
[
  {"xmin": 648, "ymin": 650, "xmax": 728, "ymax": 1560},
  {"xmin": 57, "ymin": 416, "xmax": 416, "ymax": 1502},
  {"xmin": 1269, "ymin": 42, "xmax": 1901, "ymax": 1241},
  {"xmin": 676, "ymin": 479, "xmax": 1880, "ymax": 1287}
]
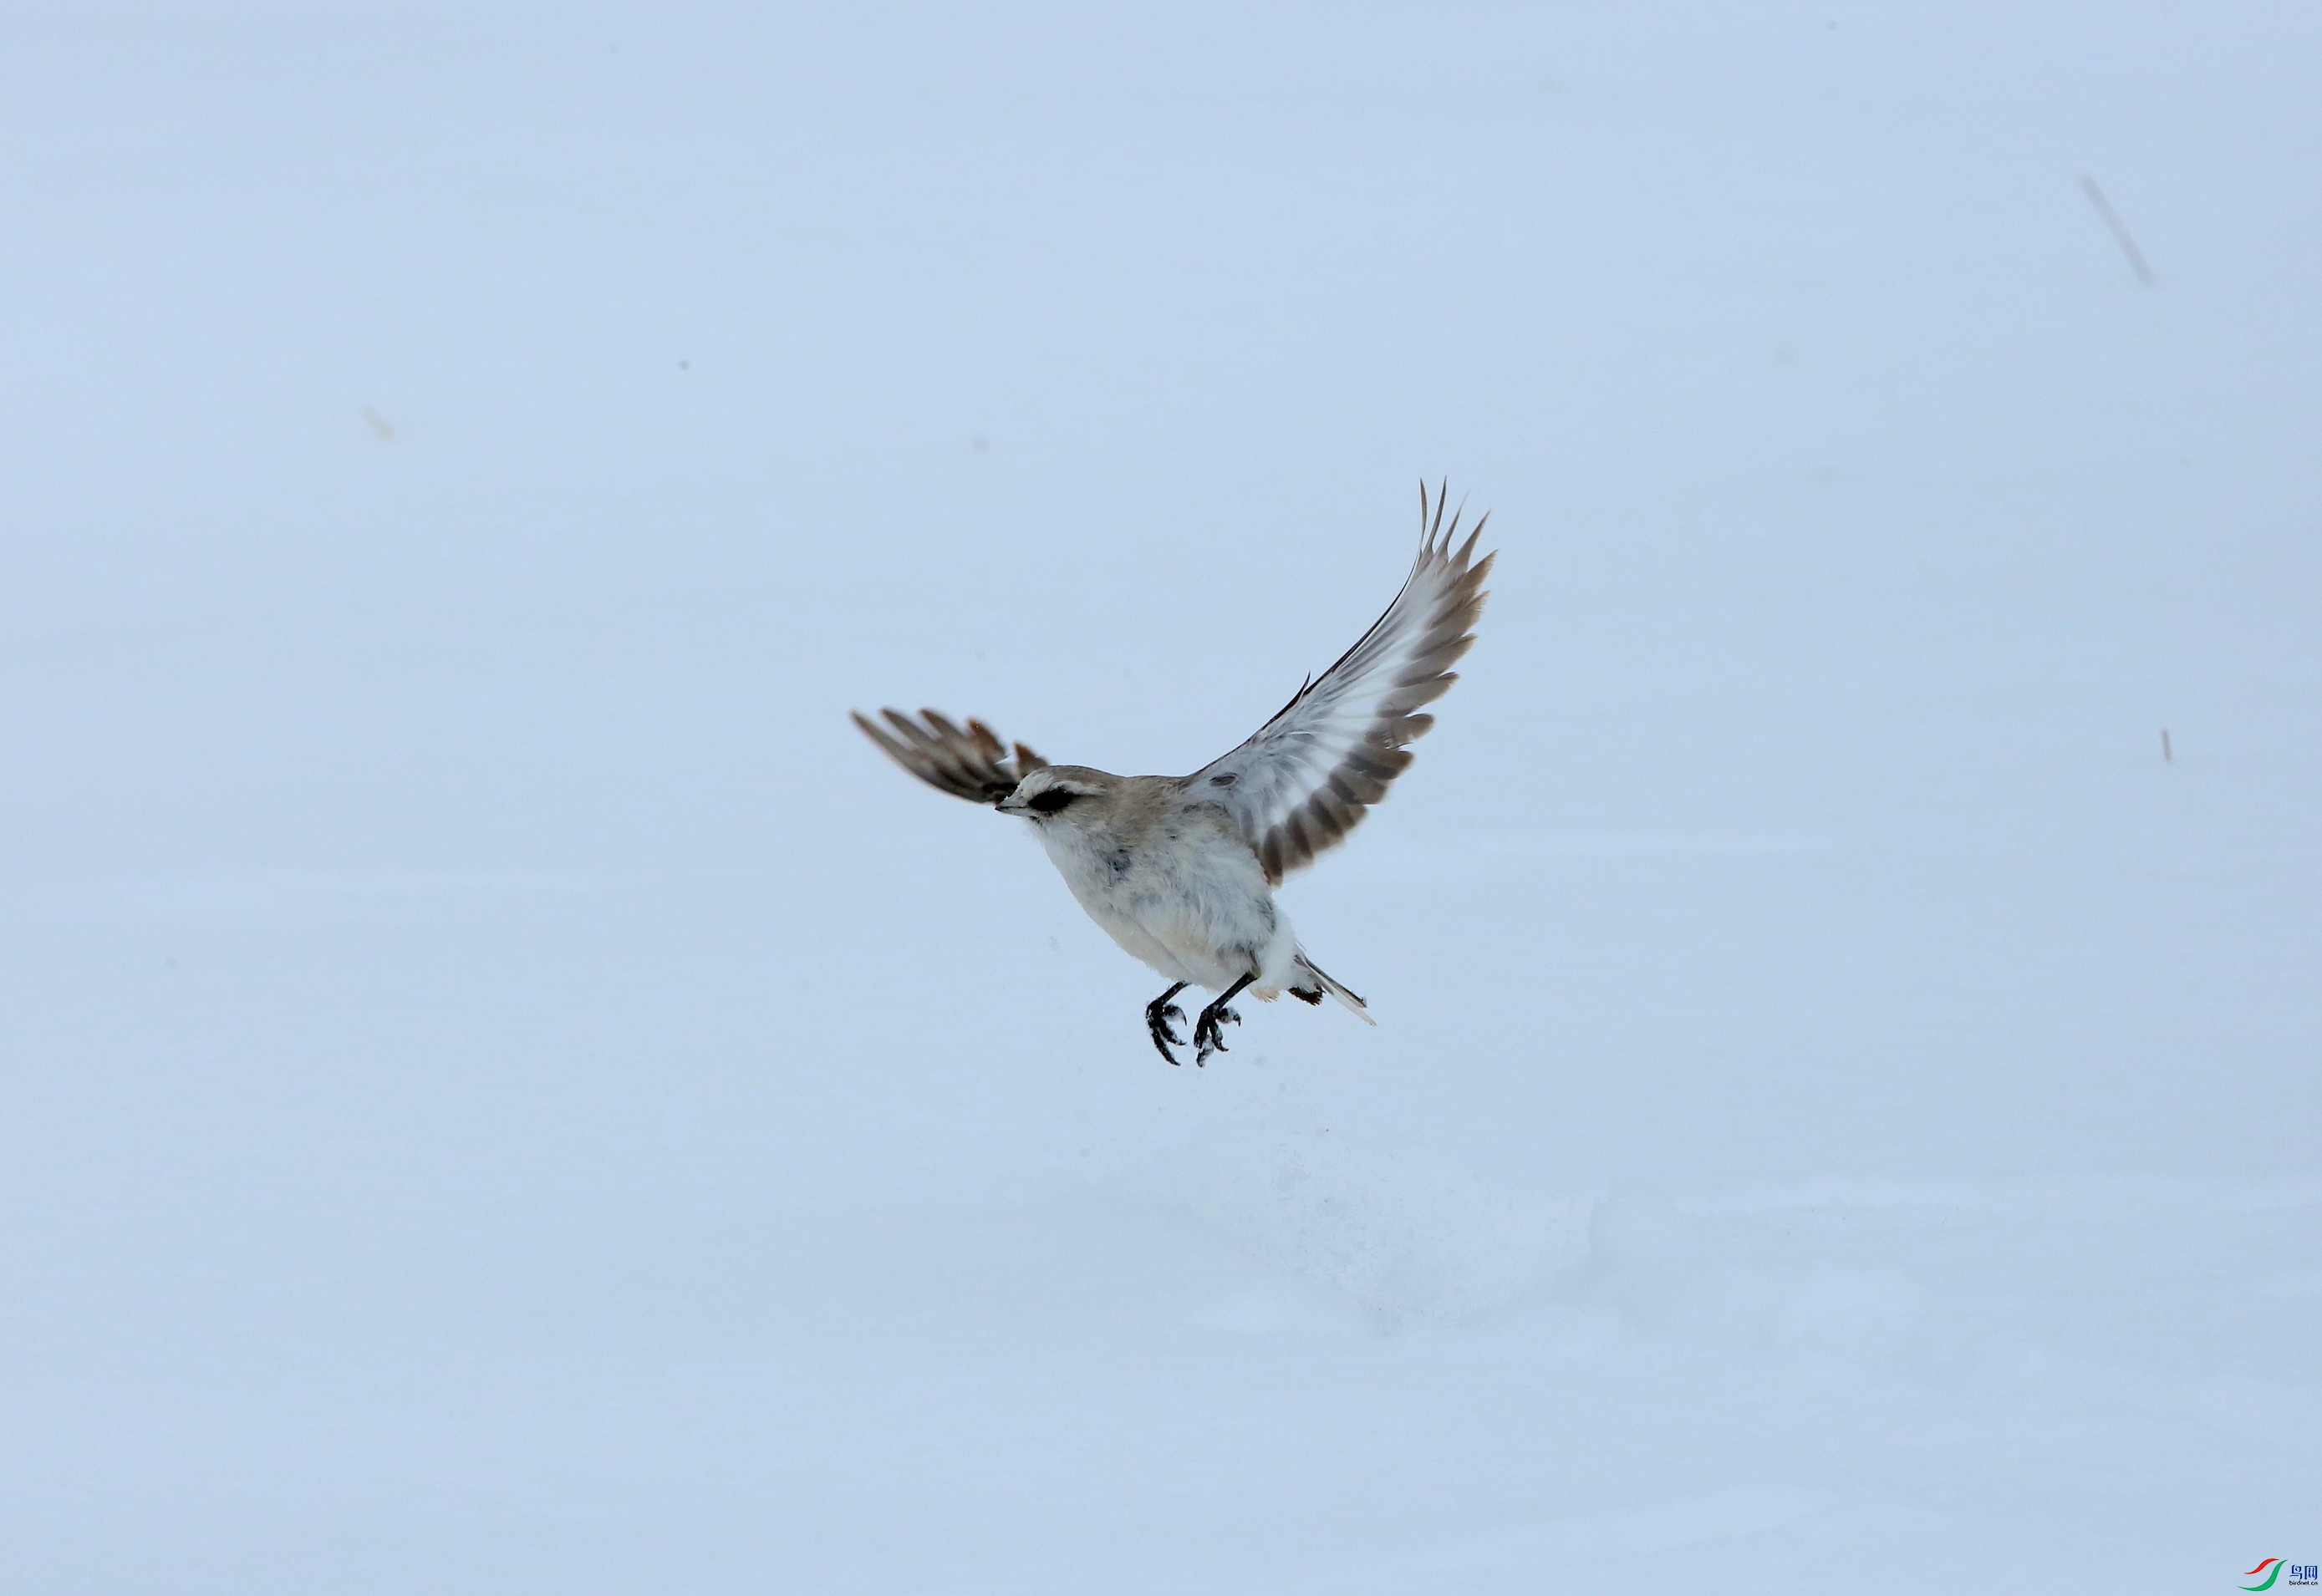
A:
[
  {"xmin": 1189, "ymin": 973, "xmax": 1258, "ymax": 1066},
  {"xmin": 1144, "ymin": 984, "xmax": 1190, "ymax": 1066},
  {"xmin": 1193, "ymin": 1004, "xmax": 1242, "ymax": 1064}
]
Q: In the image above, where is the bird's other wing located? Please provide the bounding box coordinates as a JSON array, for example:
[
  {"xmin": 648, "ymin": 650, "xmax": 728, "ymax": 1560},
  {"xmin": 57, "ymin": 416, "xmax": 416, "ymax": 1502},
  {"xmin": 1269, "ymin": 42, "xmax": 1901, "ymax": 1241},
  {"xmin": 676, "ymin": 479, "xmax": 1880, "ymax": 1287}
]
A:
[
  {"xmin": 852, "ymin": 708, "xmax": 1049, "ymax": 806},
  {"xmin": 1189, "ymin": 482, "xmax": 1494, "ymax": 883}
]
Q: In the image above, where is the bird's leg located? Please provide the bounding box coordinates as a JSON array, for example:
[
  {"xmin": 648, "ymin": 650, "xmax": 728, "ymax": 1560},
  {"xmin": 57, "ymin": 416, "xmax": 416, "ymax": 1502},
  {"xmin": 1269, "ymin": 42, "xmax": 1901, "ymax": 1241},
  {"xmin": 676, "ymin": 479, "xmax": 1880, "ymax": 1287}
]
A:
[
  {"xmin": 1145, "ymin": 982, "xmax": 1190, "ymax": 1065},
  {"xmin": 1193, "ymin": 973, "xmax": 1257, "ymax": 1065}
]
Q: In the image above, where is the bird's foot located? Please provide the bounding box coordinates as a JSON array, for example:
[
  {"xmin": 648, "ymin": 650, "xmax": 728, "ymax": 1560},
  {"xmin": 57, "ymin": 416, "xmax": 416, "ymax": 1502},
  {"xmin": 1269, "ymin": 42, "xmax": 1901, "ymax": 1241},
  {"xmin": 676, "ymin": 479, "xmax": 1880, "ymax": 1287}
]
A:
[
  {"xmin": 1193, "ymin": 1002, "xmax": 1241, "ymax": 1065},
  {"xmin": 1145, "ymin": 993, "xmax": 1189, "ymax": 1066}
]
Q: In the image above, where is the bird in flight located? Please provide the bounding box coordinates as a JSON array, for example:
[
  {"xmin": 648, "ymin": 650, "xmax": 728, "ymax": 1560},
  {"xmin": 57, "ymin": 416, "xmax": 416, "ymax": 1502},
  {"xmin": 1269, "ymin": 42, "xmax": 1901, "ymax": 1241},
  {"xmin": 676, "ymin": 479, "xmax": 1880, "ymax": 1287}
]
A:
[{"xmin": 854, "ymin": 483, "xmax": 1495, "ymax": 1065}]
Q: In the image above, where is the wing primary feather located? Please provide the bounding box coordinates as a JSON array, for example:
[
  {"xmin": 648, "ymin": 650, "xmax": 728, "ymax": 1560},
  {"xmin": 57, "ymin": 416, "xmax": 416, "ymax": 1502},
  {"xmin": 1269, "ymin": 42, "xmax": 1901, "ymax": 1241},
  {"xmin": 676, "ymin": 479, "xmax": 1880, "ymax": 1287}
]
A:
[
  {"xmin": 854, "ymin": 706, "xmax": 1043, "ymax": 805},
  {"xmin": 851, "ymin": 710, "xmax": 910, "ymax": 762},
  {"xmin": 881, "ymin": 708, "xmax": 939, "ymax": 750},
  {"xmin": 1456, "ymin": 516, "xmax": 1488, "ymax": 565},
  {"xmin": 1189, "ymin": 489, "xmax": 1494, "ymax": 881}
]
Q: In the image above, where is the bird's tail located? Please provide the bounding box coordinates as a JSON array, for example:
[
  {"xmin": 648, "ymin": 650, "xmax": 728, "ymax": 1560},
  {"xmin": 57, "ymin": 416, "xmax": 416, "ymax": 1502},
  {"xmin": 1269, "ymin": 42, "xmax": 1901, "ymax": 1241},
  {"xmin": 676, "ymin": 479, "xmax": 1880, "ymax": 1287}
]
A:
[{"xmin": 1290, "ymin": 952, "xmax": 1374, "ymax": 1024}]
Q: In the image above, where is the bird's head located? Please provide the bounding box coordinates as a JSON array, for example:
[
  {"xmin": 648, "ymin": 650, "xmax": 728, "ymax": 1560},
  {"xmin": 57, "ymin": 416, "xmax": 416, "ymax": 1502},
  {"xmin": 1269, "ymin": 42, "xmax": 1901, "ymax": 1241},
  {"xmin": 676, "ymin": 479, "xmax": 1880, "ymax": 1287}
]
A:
[{"xmin": 996, "ymin": 765, "xmax": 1113, "ymax": 825}]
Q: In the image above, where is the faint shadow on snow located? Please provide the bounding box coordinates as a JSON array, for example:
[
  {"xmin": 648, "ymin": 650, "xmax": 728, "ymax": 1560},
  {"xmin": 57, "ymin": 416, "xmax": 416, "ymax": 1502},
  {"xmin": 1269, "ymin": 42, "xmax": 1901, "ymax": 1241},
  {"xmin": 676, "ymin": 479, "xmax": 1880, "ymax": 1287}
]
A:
[
  {"xmin": 1564, "ymin": 1183, "xmax": 1936, "ymax": 1362},
  {"xmin": 1118, "ymin": 1126, "xmax": 1595, "ymax": 1333}
]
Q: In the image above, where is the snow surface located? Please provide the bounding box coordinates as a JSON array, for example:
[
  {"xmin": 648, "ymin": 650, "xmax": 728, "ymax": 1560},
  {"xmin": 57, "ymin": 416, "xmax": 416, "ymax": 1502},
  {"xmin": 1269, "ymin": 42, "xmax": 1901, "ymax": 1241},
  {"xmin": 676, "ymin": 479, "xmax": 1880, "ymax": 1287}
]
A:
[{"xmin": 2, "ymin": 3, "xmax": 2317, "ymax": 1590}]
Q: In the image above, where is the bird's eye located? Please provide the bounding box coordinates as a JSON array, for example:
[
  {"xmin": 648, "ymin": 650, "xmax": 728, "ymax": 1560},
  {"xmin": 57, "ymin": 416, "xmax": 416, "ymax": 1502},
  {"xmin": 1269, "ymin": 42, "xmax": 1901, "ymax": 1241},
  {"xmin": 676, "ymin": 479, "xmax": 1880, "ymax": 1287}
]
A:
[{"xmin": 1028, "ymin": 787, "xmax": 1079, "ymax": 814}]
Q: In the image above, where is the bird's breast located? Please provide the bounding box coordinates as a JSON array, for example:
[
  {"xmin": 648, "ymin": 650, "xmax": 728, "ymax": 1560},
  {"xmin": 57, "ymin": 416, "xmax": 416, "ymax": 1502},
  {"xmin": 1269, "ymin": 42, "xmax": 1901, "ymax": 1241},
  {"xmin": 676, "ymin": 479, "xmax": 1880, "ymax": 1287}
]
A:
[{"xmin": 1038, "ymin": 817, "xmax": 1273, "ymax": 959}]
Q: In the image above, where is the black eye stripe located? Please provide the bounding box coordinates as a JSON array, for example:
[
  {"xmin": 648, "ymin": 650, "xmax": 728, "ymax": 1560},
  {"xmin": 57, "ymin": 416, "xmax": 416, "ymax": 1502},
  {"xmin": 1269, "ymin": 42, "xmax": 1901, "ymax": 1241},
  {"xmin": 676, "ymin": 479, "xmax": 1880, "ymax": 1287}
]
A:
[{"xmin": 1027, "ymin": 787, "xmax": 1079, "ymax": 813}]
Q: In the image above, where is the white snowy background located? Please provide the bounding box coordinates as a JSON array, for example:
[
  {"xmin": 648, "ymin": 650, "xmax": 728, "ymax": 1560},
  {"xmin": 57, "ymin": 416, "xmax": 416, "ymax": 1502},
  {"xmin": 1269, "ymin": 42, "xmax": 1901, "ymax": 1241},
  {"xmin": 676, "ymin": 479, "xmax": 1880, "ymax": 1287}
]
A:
[{"xmin": 3, "ymin": 2, "xmax": 2316, "ymax": 1590}]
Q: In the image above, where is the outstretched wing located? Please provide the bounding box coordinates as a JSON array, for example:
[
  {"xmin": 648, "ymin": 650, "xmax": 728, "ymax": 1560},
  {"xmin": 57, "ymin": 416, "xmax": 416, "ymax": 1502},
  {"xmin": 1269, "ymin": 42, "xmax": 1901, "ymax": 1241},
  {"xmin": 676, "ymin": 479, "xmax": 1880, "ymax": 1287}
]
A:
[
  {"xmin": 1189, "ymin": 483, "xmax": 1494, "ymax": 883},
  {"xmin": 852, "ymin": 708, "xmax": 1048, "ymax": 806}
]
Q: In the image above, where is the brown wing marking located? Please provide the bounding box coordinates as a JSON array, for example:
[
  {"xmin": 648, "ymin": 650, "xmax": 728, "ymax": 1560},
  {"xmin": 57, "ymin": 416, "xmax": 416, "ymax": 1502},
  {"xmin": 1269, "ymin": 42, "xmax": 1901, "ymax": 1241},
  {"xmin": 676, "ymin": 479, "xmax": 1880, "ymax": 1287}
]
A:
[{"xmin": 852, "ymin": 707, "xmax": 1046, "ymax": 806}]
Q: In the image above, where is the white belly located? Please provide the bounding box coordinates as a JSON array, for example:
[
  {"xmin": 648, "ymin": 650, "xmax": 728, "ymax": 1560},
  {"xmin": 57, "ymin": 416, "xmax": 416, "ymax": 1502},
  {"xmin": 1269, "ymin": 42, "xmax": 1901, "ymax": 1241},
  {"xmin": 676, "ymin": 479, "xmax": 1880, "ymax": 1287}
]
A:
[{"xmin": 1036, "ymin": 819, "xmax": 1297, "ymax": 994}]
